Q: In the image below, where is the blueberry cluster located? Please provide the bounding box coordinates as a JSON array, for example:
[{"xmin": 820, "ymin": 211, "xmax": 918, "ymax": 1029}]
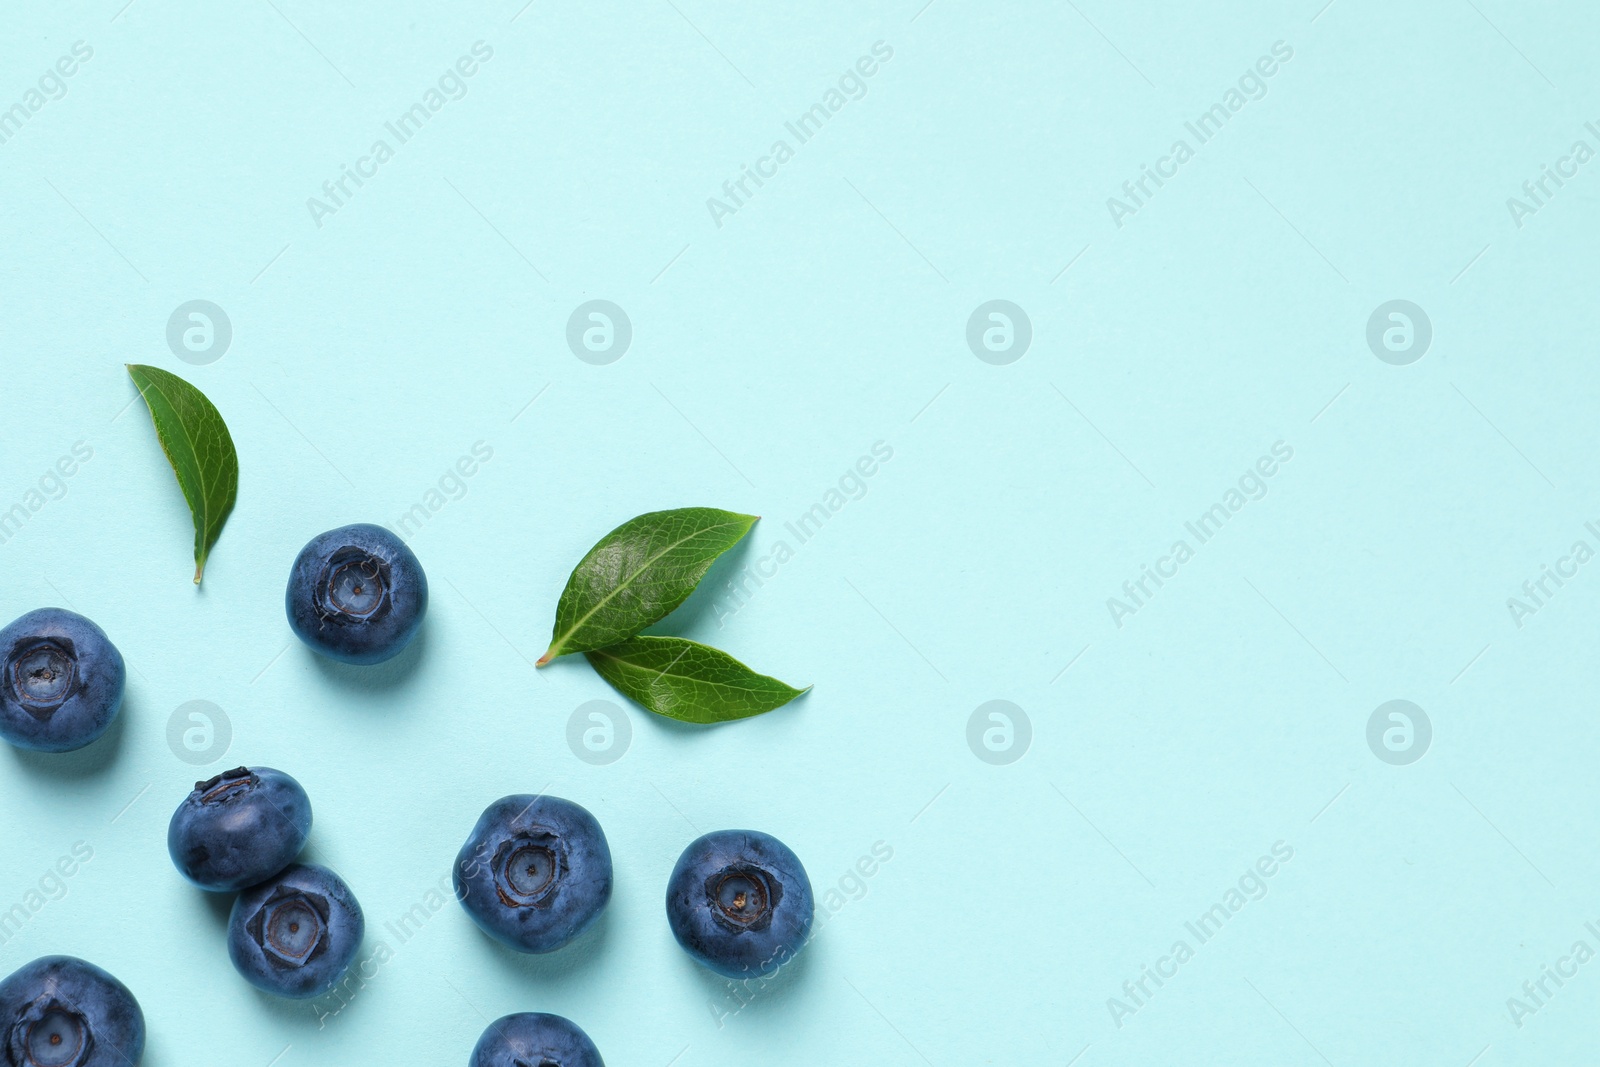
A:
[
  {"xmin": 0, "ymin": 523, "xmax": 815, "ymax": 1065},
  {"xmin": 449, "ymin": 798, "xmax": 815, "ymax": 1063},
  {"xmin": 167, "ymin": 765, "xmax": 366, "ymax": 1001},
  {"xmin": 451, "ymin": 798, "xmax": 815, "ymax": 980}
]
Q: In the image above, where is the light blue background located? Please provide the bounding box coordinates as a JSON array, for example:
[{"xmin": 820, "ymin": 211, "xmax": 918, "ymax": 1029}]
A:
[{"xmin": 3, "ymin": 0, "xmax": 1599, "ymax": 1063}]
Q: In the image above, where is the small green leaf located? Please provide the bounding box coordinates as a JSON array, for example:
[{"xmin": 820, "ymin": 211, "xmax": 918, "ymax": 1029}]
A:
[
  {"xmin": 125, "ymin": 364, "xmax": 239, "ymax": 584},
  {"xmin": 538, "ymin": 507, "xmax": 757, "ymax": 664},
  {"xmin": 585, "ymin": 636, "xmax": 806, "ymax": 723}
]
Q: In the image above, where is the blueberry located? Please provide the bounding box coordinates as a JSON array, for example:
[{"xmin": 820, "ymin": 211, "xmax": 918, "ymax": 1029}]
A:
[
  {"xmin": 227, "ymin": 864, "xmax": 364, "ymax": 999},
  {"xmin": 0, "ymin": 956, "xmax": 145, "ymax": 1067},
  {"xmin": 0, "ymin": 609, "xmax": 125, "ymax": 753},
  {"xmin": 285, "ymin": 524, "xmax": 427, "ymax": 664},
  {"xmin": 469, "ymin": 1012, "xmax": 603, "ymax": 1067},
  {"xmin": 167, "ymin": 766, "xmax": 311, "ymax": 892},
  {"xmin": 666, "ymin": 830, "xmax": 814, "ymax": 979},
  {"xmin": 453, "ymin": 795, "xmax": 612, "ymax": 954}
]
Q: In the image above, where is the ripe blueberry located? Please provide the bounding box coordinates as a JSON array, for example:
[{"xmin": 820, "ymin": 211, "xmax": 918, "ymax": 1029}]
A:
[
  {"xmin": 666, "ymin": 830, "xmax": 814, "ymax": 979},
  {"xmin": 167, "ymin": 766, "xmax": 312, "ymax": 892},
  {"xmin": 285, "ymin": 524, "xmax": 427, "ymax": 664},
  {"xmin": 227, "ymin": 864, "xmax": 364, "ymax": 999},
  {"xmin": 0, "ymin": 956, "xmax": 145, "ymax": 1067},
  {"xmin": 0, "ymin": 609, "xmax": 125, "ymax": 753},
  {"xmin": 470, "ymin": 1012, "xmax": 604, "ymax": 1067},
  {"xmin": 454, "ymin": 795, "xmax": 612, "ymax": 954}
]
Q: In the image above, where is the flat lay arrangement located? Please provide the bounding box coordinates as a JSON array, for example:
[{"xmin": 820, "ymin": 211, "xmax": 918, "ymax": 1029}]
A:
[
  {"xmin": 0, "ymin": 368, "xmax": 811, "ymax": 1064},
  {"xmin": 12, "ymin": 3, "xmax": 1585, "ymax": 1061}
]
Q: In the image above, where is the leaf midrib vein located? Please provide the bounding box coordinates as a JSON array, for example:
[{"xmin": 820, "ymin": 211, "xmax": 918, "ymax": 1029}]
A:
[
  {"xmin": 138, "ymin": 372, "xmax": 218, "ymax": 534},
  {"xmin": 554, "ymin": 518, "xmax": 745, "ymax": 650},
  {"xmin": 589, "ymin": 647, "xmax": 779, "ymax": 695}
]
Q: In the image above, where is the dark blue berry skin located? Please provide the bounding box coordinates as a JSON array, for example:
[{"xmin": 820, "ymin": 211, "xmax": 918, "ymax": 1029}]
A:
[
  {"xmin": 0, "ymin": 956, "xmax": 145, "ymax": 1067},
  {"xmin": 285, "ymin": 524, "xmax": 427, "ymax": 665},
  {"xmin": 0, "ymin": 609, "xmax": 125, "ymax": 753},
  {"xmin": 470, "ymin": 1013, "xmax": 603, "ymax": 1067},
  {"xmin": 167, "ymin": 767, "xmax": 312, "ymax": 893},
  {"xmin": 454, "ymin": 795, "xmax": 612, "ymax": 954},
  {"xmin": 227, "ymin": 864, "xmax": 364, "ymax": 1000},
  {"xmin": 666, "ymin": 830, "xmax": 814, "ymax": 979}
]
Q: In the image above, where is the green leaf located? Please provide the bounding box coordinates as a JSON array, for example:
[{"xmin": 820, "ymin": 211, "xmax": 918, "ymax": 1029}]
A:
[
  {"xmin": 585, "ymin": 636, "xmax": 806, "ymax": 723},
  {"xmin": 538, "ymin": 507, "xmax": 757, "ymax": 664},
  {"xmin": 125, "ymin": 364, "xmax": 239, "ymax": 585}
]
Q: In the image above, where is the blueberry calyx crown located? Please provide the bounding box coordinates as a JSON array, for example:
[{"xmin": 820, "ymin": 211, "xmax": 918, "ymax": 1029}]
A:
[
  {"xmin": 9, "ymin": 995, "xmax": 91, "ymax": 1067},
  {"xmin": 247, "ymin": 887, "xmax": 331, "ymax": 969},
  {"xmin": 492, "ymin": 832, "xmax": 566, "ymax": 909},
  {"xmin": 706, "ymin": 865, "xmax": 780, "ymax": 932},
  {"xmin": 194, "ymin": 767, "xmax": 259, "ymax": 803},
  {"xmin": 315, "ymin": 547, "xmax": 392, "ymax": 627},
  {"xmin": 7, "ymin": 639, "xmax": 78, "ymax": 720}
]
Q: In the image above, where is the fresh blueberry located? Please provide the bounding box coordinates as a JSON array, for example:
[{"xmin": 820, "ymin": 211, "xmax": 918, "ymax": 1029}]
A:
[
  {"xmin": 666, "ymin": 830, "xmax": 814, "ymax": 979},
  {"xmin": 227, "ymin": 864, "xmax": 364, "ymax": 999},
  {"xmin": 470, "ymin": 1012, "xmax": 604, "ymax": 1067},
  {"xmin": 0, "ymin": 956, "xmax": 145, "ymax": 1067},
  {"xmin": 167, "ymin": 766, "xmax": 312, "ymax": 892},
  {"xmin": 0, "ymin": 609, "xmax": 125, "ymax": 753},
  {"xmin": 454, "ymin": 795, "xmax": 612, "ymax": 954},
  {"xmin": 285, "ymin": 524, "xmax": 427, "ymax": 665}
]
